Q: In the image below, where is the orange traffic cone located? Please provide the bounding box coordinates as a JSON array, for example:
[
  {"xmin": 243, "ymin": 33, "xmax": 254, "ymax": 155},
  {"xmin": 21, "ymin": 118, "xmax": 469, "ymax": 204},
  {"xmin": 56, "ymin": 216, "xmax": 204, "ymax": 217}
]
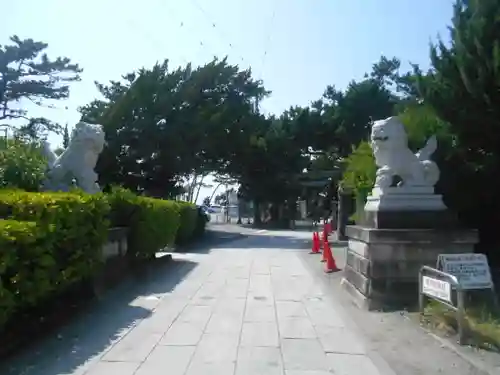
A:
[
  {"xmin": 325, "ymin": 222, "xmax": 332, "ymax": 234},
  {"xmin": 309, "ymin": 232, "xmax": 320, "ymax": 254},
  {"xmin": 320, "ymin": 237, "xmax": 327, "ymax": 262},
  {"xmin": 324, "ymin": 239, "xmax": 340, "ymax": 273}
]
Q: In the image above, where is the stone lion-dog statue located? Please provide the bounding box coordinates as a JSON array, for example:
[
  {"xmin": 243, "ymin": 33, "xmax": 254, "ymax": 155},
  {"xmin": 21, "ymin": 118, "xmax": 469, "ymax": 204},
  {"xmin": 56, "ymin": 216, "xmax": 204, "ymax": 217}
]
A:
[
  {"xmin": 42, "ymin": 121, "xmax": 105, "ymax": 194},
  {"xmin": 370, "ymin": 116, "xmax": 440, "ymax": 190}
]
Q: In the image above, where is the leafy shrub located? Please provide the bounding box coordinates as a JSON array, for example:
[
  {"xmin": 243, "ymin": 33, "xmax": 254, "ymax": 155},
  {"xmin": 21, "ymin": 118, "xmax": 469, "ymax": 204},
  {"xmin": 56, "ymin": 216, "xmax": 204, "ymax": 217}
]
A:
[
  {"xmin": 0, "ymin": 220, "xmax": 48, "ymax": 327},
  {"xmin": 193, "ymin": 206, "xmax": 208, "ymax": 237},
  {"xmin": 0, "ymin": 190, "xmax": 110, "ymax": 271},
  {"xmin": 106, "ymin": 187, "xmax": 181, "ymax": 259},
  {"xmin": 340, "ymin": 141, "xmax": 376, "ymax": 198},
  {"xmin": 105, "ymin": 186, "xmax": 140, "ymax": 228},
  {"xmin": 0, "ymin": 191, "xmax": 110, "ymax": 329},
  {"xmin": 0, "ymin": 140, "xmax": 47, "ymax": 192},
  {"xmin": 175, "ymin": 202, "xmax": 199, "ymax": 245}
]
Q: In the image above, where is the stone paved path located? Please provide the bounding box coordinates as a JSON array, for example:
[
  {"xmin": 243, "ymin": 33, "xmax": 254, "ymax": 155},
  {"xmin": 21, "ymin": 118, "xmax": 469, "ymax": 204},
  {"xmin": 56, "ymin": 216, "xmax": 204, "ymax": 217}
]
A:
[{"xmin": 2, "ymin": 232, "xmax": 391, "ymax": 375}]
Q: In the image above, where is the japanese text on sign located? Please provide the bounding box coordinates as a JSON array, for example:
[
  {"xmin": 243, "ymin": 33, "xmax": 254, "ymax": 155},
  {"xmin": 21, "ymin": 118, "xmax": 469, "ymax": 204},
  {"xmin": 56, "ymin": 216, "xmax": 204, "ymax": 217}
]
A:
[
  {"xmin": 437, "ymin": 253, "xmax": 493, "ymax": 290},
  {"xmin": 422, "ymin": 276, "xmax": 452, "ymax": 302}
]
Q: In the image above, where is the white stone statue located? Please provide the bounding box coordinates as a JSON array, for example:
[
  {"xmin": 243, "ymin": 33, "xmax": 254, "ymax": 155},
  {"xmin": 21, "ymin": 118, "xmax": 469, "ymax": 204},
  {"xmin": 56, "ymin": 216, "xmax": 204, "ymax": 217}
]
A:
[
  {"xmin": 371, "ymin": 116, "xmax": 440, "ymax": 189},
  {"xmin": 42, "ymin": 121, "xmax": 105, "ymax": 194},
  {"xmin": 365, "ymin": 116, "xmax": 446, "ymax": 211}
]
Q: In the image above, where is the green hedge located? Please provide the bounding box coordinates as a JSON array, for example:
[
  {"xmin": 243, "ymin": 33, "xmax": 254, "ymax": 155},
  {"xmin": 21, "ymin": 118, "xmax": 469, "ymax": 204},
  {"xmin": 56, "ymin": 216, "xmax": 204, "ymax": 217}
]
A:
[
  {"xmin": 106, "ymin": 187, "xmax": 204, "ymax": 259},
  {"xmin": 0, "ymin": 191, "xmax": 110, "ymax": 328},
  {"xmin": 0, "ymin": 188, "xmax": 206, "ymax": 330},
  {"xmin": 175, "ymin": 202, "xmax": 199, "ymax": 245}
]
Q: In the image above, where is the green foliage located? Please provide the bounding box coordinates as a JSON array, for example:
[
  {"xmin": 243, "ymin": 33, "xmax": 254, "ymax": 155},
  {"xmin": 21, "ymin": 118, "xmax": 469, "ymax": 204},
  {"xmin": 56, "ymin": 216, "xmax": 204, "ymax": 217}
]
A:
[
  {"xmin": 0, "ymin": 220, "xmax": 47, "ymax": 327},
  {"xmin": 128, "ymin": 196, "xmax": 180, "ymax": 259},
  {"xmin": 0, "ymin": 186, "xmax": 206, "ymax": 330},
  {"xmin": 62, "ymin": 124, "xmax": 70, "ymax": 148},
  {"xmin": 397, "ymin": 103, "xmax": 452, "ymax": 149},
  {"xmin": 340, "ymin": 141, "xmax": 376, "ymax": 195},
  {"xmin": 77, "ymin": 54, "xmax": 404, "ymax": 209},
  {"xmin": 0, "ymin": 35, "xmax": 82, "ymax": 137},
  {"xmin": 193, "ymin": 207, "xmax": 208, "ymax": 237},
  {"xmin": 0, "ymin": 140, "xmax": 47, "ymax": 191},
  {"xmin": 416, "ymin": 0, "xmax": 500, "ymax": 253},
  {"xmin": 175, "ymin": 201, "xmax": 199, "ymax": 245},
  {"xmin": 0, "ymin": 191, "xmax": 109, "ymax": 329},
  {"xmin": 83, "ymin": 58, "xmax": 267, "ymax": 196},
  {"xmin": 105, "ymin": 187, "xmax": 202, "ymax": 259}
]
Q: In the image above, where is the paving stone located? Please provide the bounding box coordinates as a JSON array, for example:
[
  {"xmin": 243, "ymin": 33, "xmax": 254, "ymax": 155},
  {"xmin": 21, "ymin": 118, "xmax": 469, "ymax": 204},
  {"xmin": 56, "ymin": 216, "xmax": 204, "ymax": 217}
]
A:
[
  {"xmin": 205, "ymin": 312, "xmax": 243, "ymax": 334},
  {"xmin": 272, "ymin": 279, "xmax": 306, "ymax": 301},
  {"xmin": 304, "ymin": 305, "xmax": 345, "ymax": 328},
  {"xmin": 185, "ymin": 361, "xmax": 236, "ymax": 375},
  {"xmin": 137, "ymin": 313, "xmax": 177, "ymax": 333},
  {"xmin": 135, "ymin": 345, "xmax": 195, "ymax": 375},
  {"xmin": 247, "ymin": 289, "xmax": 274, "ymax": 301},
  {"xmin": 249, "ymin": 274, "xmax": 272, "ymax": 287},
  {"xmin": 250, "ymin": 264, "xmax": 271, "ymax": 275},
  {"xmin": 159, "ymin": 321, "xmax": 204, "ymax": 346},
  {"xmin": 236, "ymin": 346, "xmax": 283, "ymax": 375},
  {"xmin": 85, "ymin": 361, "xmax": 140, "ymax": 375},
  {"xmin": 240, "ymin": 321, "xmax": 279, "ymax": 347},
  {"xmin": 222, "ymin": 279, "xmax": 249, "ymax": 297},
  {"xmin": 102, "ymin": 331, "xmax": 162, "ymax": 362},
  {"xmin": 227, "ymin": 266, "xmax": 251, "ymax": 280},
  {"xmin": 326, "ymin": 353, "xmax": 382, "ymax": 375},
  {"xmin": 276, "ymin": 301, "xmax": 308, "ymax": 318},
  {"xmin": 137, "ymin": 298, "xmax": 189, "ymax": 333},
  {"xmin": 244, "ymin": 302, "xmax": 276, "ymax": 322},
  {"xmin": 191, "ymin": 284, "xmax": 224, "ymax": 305},
  {"xmin": 279, "ymin": 318, "xmax": 317, "ymax": 339},
  {"xmin": 191, "ymin": 333, "xmax": 239, "ymax": 363},
  {"xmin": 281, "ymin": 339, "xmax": 329, "ymax": 371},
  {"xmin": 285, "ymin": 371, "xmax": 334, "ymax": 375},
  {"xmin": 0, "ymin": 236, "xmax": 396, "ymax": 375},
  {"xmin": 214, "ymin": 297, "xmax": 246, "ymax": 316},
  {"xmin": 177, "ymin": 305, "xmax": 213, "ymax": 328},
  {"xmin": 315, "ymin": 326, "xmax": 365, "ymax": 354}
]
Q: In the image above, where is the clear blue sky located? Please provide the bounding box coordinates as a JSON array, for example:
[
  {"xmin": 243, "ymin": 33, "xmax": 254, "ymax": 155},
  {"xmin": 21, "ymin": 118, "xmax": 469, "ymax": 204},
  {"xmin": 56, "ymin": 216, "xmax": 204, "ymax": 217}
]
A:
[{"xmin": 2, "ymin": 0, "xmax": 454, "ymax": 202}]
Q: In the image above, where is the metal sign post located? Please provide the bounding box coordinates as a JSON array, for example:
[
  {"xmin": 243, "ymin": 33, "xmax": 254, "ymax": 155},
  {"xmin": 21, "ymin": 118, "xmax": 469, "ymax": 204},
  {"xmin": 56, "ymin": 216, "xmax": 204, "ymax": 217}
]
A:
[{"xmin": 419, "ymin": 266, "xmax": 467, "ymax": 345}]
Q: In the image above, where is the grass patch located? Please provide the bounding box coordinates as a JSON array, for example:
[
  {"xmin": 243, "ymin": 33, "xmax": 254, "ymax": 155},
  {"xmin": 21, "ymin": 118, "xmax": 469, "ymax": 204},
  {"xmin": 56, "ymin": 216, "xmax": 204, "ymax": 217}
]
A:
[{"xmin": 421, "ymin": 299, "xmax": 500, "ymax": 352}]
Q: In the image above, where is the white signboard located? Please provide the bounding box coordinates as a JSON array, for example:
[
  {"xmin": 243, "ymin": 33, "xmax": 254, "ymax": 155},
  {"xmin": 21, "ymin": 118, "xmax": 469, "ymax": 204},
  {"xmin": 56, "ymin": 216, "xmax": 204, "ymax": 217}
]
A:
[
  {"xmin": 437, "ymin": 253, "xmax": 493, "ymax": 290},
  {"xmin": 422, "ymin": 276, "xmax": 452, "ymax": 302}
]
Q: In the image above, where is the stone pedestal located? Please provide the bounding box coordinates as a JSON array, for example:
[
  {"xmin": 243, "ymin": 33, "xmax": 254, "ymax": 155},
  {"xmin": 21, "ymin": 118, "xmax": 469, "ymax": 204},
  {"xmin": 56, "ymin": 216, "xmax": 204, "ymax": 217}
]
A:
[
  {"xmin": 336, "ymin": 188, "xmax": 354, "ymax": 241},
  {"xmin": 341, "ymin": 187, "xmax": 479, "ymax": 310}
]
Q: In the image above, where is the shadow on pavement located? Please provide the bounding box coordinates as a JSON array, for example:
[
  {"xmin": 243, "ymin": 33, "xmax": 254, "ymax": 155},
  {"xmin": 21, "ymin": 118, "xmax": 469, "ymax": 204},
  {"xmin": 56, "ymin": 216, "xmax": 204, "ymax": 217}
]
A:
[
  {"xmin": 0, "ymin": 257, "xmax": 198, "ymax": 375},
  {"xmin": 1, "ymin": 228, "xmax": 347, "ymax": 375}
]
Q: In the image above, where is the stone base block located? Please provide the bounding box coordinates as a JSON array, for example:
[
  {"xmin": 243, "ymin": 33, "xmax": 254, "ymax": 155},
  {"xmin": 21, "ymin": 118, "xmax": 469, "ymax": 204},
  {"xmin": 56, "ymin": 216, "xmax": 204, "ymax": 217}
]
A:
[
  {"xmin": 341, "ymin": 225, "xmax": 478, "ymax": 310},
  {"xmin": 362, "ymin": 209, "xmax": 458, "ymax": 229}
]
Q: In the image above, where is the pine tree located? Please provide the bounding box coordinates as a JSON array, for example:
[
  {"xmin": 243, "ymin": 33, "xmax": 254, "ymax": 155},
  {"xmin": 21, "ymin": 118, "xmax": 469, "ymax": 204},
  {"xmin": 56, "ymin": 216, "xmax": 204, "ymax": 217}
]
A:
[
  {"xmin": 419, "ymin": 0, "xmax": 500, "ymax": 167},
  {"xmin": 0, "ymin": 35, "xmax": 82, "ymax": 138},
  {"xmin": 417, "ymin": 0, "xmax": 500, "ymax": 252},
  {"xmin": 63, "ymin": 123, "xmax": 70, "ymax": 148}
]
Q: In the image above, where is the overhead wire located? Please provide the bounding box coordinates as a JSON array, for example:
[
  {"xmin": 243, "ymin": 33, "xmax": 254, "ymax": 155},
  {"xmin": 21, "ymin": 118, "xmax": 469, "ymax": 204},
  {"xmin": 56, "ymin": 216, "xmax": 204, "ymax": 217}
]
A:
[
  {"xmin": 259, "ymin": 0, "xmax": 278, "ymax": 81},
  {"xmin": 154, "ymin": 0, "xmax": 217, "ymax": 66},
  {"xmin": 188, "ymin": 0, "xmax": 249, "ymax": 67},
  {"xmin": 126, "ymin": 16, "xmax": 190, "ymax": 67}
]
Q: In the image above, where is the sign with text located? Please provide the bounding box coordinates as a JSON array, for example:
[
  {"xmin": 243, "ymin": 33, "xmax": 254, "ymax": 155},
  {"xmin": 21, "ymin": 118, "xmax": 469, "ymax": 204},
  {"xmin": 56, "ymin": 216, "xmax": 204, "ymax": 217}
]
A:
[
  {"xmin": 422, "ymin": 276, "xmax": 452, "ymax": 302},
  {"xmin": 437, "ymin": 253, "xmax": 493, "ymax": 290}
]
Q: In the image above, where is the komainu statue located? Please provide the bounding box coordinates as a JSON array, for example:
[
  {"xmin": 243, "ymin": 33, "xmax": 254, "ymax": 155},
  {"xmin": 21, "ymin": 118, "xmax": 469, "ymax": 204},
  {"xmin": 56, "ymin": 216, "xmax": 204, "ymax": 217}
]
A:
[
  {"xmin": 41, "ymin": 122, "xmax": 105, "ymax": 194},
  {"xmin": 370, "ymin": 116, "xmax": 440, "ymax": 190}
]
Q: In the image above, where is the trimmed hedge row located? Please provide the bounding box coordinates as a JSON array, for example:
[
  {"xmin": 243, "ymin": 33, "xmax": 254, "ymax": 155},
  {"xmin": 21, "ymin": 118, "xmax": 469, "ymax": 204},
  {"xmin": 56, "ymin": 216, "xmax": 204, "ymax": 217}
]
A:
[{"xmin": 0, "ymin": 188, "xmax": 205, "ymax": 329}]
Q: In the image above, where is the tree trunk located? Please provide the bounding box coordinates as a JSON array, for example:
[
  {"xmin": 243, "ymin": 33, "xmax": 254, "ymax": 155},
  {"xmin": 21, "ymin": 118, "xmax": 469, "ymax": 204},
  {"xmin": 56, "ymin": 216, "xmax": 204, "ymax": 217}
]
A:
[
  {"xmin": 209, "ymin": 182, "xmax": 223, "ymax": 204},
  {"xmin": 193, "ymin": 174, "xmax": 206, "ymax": 204}
]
